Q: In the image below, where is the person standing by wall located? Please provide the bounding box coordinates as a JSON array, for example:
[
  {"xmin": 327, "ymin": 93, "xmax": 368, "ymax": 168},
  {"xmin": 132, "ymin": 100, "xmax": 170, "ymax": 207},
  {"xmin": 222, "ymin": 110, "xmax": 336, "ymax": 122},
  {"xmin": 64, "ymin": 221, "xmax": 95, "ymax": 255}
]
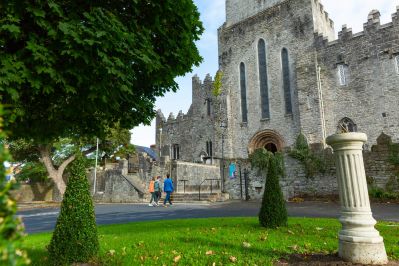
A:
[
  {"xmin": 148, "ymin": 177, "xmax": 156, "ymax": 206},
  {"xmin": 163, "ymin": 174, "xmax": 174, "ymax": 207},
  {"xmin": 154, "ymin": 176, "xmax": 162, "ymax": 206}
]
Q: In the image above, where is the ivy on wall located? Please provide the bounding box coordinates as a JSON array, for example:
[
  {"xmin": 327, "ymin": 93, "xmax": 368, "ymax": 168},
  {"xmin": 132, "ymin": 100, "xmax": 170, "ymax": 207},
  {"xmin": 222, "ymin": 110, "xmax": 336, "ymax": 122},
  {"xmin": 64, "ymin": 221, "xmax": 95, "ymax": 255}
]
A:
[{"xmin": 289, "ymin": 133, "xmax": 325, "ymax": 178}]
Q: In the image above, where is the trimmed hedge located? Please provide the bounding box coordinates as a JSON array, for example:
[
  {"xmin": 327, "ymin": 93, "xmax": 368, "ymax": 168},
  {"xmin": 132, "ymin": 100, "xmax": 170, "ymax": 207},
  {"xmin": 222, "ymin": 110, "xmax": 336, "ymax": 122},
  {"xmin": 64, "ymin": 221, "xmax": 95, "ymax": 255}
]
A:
[
  {"xmin": 47, "ymin": 154, "xmax": 98, "ymax": 265},
  {"xmin": 250, "ymin": 148, "xmax": 287, "ymax": 228}
]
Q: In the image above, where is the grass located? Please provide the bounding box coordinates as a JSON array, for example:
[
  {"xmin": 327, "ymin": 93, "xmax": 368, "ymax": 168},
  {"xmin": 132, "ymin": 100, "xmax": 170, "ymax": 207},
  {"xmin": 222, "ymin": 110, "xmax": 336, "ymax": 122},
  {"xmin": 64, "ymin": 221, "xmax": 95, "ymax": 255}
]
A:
[{"xmin": 23, "ymin": 217, "xmax": 399, "ymax": 265}]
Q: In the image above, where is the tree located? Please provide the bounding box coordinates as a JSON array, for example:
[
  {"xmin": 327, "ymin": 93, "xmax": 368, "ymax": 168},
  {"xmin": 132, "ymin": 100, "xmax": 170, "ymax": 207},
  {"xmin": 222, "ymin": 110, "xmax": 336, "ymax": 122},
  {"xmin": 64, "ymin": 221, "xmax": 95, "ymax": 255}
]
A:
[
  {"xmin": 250, "ymin": 148, "xmax": 287, "ymax": 228},
  {"xmin": 1, "ymin": 0, "xmax": 203, "ymax": 194},
  {"xmin": 8, "ymin": 124, "xmax": 135, "ymax": 197}
]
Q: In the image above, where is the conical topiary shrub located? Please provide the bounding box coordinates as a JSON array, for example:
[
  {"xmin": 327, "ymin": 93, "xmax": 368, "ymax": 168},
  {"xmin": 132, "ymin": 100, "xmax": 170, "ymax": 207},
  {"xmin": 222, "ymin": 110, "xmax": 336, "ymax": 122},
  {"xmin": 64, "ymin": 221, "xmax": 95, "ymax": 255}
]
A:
[
  {"xmin": 47, "ymin": 154, "xmax": 99, "ymax": 265},
  {"xmin": 250, "ymin": 148, "xmax": 287, "ymax": 228}
]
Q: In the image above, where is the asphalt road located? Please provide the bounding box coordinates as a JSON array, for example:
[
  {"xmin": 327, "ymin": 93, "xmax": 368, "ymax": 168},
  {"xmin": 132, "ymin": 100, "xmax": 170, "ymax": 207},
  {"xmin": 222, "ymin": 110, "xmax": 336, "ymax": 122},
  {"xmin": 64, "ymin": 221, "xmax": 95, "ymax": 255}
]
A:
[{"xmin": 18, "ymin": 201, "xmax": 399, "ymax": 234}]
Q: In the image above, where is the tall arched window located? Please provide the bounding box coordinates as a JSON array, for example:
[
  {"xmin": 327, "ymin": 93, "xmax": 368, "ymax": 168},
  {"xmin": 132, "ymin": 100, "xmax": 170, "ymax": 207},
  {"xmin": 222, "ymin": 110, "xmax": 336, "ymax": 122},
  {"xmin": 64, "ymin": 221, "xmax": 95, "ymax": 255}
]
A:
[
  {"xmin": 258, "ymin": 39, "xmax": 270, "ymax": 119},
  {"xmin": 281, "ymin": 48, "xmax": 293, "ymax": 114},
  {"xmin": 240, "ymin": 62, "xmax": 248, "ymax": 123}
]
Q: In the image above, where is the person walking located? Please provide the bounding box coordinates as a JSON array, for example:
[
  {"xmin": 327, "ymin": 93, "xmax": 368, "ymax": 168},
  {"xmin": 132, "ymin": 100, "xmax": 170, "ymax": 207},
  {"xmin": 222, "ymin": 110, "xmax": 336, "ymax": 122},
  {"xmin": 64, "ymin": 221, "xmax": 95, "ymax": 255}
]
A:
[
  {"xmin": 148, "ymin": 177, "xmax": 156, "ymax": 206},
  {"xmin": 154, "ymin": 176, "xmax": 162, "ymax": 206},
  {"xmin": 163, "ymin": 174, "xmax": 174, "ymax": 207}
]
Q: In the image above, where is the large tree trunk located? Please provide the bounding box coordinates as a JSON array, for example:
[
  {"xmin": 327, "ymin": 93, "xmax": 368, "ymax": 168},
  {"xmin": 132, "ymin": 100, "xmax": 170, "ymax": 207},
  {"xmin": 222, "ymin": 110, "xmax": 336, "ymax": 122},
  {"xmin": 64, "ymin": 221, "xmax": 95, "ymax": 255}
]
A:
[{"xmin": 38, "ymin": 145, "xmax": 76, "ymax": 201}]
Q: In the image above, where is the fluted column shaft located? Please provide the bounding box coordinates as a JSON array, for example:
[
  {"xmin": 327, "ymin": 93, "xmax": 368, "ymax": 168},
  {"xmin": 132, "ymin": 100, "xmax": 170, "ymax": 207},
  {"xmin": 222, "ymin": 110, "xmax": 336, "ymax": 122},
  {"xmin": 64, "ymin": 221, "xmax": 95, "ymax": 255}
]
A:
[{"xmin": 327, "ymin": 133, "xmax": 387, "ymax": 265}]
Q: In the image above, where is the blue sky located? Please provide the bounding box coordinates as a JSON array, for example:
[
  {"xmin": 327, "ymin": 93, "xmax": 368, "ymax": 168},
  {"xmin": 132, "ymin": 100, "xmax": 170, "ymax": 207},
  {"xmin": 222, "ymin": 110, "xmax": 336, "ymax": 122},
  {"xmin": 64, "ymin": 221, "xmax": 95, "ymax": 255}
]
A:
[{"xmin": 132, "ymin": 0, "xmax": 398, "ymax": 147}]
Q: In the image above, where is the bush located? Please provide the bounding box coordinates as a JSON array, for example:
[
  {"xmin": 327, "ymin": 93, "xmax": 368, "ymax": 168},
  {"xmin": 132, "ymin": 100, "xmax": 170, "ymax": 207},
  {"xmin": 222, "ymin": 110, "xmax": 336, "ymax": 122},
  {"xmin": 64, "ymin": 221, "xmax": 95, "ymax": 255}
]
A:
[
  {"xmin": 0, "ymin": 105, "xmax": 30, "ymax": 265},
  {"xmin": 250, "ymin": 149, "xmax": 287, "ymax": 228},
  {"xmin": 289, "ymin": 133, "xmax": 325, "ymax": 178},
  {"xmin": 47, "ymin": 154, "xmax": 99, "ymax": 265}
]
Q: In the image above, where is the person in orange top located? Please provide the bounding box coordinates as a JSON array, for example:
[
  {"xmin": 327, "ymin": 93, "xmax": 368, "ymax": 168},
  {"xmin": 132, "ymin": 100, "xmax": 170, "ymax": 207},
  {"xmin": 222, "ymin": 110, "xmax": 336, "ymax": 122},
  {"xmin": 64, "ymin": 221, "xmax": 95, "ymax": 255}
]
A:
[{"xmin": 148, "ymin": 177, "xmax": 156, "ymax": 206}]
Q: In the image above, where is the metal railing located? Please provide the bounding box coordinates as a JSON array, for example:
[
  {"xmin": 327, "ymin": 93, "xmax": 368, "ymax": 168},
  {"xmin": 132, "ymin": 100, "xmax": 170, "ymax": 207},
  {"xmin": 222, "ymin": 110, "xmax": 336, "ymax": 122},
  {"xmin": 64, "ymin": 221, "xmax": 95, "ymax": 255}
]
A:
[
  {"xmin": 178, "ymin": 179, "xmax": 189, "ymax": 193},
  {"xmin": 198, "ymin": 178, "xmax": 221, "ymax": 201}
]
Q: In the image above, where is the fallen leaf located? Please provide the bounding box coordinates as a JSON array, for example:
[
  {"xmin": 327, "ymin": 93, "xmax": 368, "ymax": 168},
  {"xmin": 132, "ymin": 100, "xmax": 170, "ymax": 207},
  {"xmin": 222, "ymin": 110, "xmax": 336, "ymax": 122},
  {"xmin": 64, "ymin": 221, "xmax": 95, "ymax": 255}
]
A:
[
  {"xmin": 172, "ymin": 250, "xmax": 179, "ymax": 255},
  {"xmin": 316, "ymin": 227, "xmax": 323, "ymax": 231},
  {"xmin": 289, "ymin": 245, "xmax": 298, "ymax": 251},
  {"xmin": 260, "ymin": 235, "xmax": 267, "ymax": 241},
  {"xmin": 121, "ymin": 247, "xmax": 126, "ymax": 256},
  {"xmin": 242, "ymin": 242, "xmax": 251, "ymax": 248},
  {"xmin": 206, "ymin": 250, "xmax": 215, "ymax": 255},
  {"xmin": 212, "ymin": 263, "xmax": 216, "ymax": 266},
  {"xmin": 173, "ymin": 255, "xmax": 181, "ymax": 262},
  {"xmin": 287, "ymin": 230, "xmax": 294, "ymax": 235},
  {"xmin": 229, "ymin": 256, "xmax": 237, "ymax": 262},
  {"xmin": 108, "ymin": 250, "xmax": 116, "ymax": 256}
]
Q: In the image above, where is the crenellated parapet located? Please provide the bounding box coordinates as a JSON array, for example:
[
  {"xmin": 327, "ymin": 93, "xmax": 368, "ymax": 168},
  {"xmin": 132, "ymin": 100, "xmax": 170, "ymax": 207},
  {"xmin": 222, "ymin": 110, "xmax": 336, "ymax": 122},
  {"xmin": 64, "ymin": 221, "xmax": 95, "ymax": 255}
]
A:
[{"xmin": 315, "ymin": 7, "xmax": 399, "ymax": 49}]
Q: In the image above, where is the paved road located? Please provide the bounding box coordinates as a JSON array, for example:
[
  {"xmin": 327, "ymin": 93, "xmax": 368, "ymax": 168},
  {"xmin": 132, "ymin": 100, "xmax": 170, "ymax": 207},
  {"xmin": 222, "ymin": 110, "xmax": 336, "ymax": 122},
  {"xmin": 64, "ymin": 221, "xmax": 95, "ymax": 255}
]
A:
[{"xmin": 18, "ymin": 201, "xmax": 399, "ymax": 234}]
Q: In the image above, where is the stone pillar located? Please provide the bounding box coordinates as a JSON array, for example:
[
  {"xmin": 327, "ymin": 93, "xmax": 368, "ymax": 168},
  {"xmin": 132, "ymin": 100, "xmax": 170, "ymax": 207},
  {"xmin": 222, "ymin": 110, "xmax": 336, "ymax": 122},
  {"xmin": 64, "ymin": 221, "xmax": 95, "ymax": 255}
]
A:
[
  {"xmin": 119, "ymin": 159, "xmax": 128, "ymax": 176},
  {"xmin": 326, "ymin": 133, "xmax": 387, "ymax": 265}
]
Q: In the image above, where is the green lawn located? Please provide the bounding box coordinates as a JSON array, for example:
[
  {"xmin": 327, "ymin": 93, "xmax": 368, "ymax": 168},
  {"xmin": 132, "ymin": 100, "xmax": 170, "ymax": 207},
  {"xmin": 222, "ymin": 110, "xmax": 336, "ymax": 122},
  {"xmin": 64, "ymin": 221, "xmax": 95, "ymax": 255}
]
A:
[{"xmin": 23, "ymin": 217, "xmax": 399, "ymax": 265}]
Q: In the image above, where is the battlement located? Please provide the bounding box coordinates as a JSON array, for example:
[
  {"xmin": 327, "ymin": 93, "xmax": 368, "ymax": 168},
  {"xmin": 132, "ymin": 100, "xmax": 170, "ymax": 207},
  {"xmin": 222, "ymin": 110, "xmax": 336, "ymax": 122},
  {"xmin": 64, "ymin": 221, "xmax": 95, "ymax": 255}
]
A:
[{"xmin": 315, "ymin": 7, "xmax": 399, "ymax": 48}]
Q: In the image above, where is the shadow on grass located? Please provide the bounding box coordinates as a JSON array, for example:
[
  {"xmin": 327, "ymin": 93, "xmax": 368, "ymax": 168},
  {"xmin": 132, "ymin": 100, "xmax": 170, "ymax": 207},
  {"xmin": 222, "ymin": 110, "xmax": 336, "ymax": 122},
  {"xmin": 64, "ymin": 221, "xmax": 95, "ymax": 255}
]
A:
[{"xmin": 26, "ymin": 248, "xmax": 50, "ymax": 266}]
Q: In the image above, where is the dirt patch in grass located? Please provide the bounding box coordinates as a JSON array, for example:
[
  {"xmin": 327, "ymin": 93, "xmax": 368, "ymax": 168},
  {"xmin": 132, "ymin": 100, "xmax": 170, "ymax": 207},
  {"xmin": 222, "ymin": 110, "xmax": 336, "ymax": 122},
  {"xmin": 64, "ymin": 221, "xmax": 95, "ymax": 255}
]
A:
[{"xmin": 275, "ymin": 253, "xmax": 399, "ymax": 266}]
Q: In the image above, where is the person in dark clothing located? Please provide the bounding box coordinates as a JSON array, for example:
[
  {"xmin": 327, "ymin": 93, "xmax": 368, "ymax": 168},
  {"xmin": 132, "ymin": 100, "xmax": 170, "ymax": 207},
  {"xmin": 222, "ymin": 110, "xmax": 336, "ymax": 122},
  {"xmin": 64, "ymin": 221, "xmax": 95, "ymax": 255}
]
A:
[{"xmin": 163, "ymin": 174, "xmax": 174, "ymax": 207}]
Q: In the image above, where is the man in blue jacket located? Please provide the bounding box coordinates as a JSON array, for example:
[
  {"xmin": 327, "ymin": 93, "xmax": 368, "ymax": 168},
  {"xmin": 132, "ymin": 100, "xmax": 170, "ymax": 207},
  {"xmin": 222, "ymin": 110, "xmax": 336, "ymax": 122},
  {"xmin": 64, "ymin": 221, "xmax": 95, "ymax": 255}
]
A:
[{"xmin": 163, "ymin": 174, "xmax": 174, "ymax": 207}]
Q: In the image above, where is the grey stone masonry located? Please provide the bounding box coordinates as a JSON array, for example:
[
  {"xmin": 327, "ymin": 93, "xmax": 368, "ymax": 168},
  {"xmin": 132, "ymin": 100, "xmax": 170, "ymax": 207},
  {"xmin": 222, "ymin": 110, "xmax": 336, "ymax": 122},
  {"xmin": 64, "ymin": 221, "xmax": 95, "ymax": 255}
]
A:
[{"xmin": 157, "ymin": 0, "xmax": 399, "ymax": 200}]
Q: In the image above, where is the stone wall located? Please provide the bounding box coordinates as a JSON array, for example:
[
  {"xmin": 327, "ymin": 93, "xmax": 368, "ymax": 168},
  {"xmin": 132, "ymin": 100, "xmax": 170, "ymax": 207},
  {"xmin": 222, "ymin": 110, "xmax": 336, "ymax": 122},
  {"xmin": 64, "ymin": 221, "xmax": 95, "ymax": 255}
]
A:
[
  {"xmin": 11, "ymin": 182, "xmax": 54, "ymax": 202},
  {"xmin": 224, "ymin": 133, "xmax": 399, "ymax": 200},
  {"xmin": 314, "ymin": 7, "xmax": 399, "ymax": 145},
  {"xmin": 155, "ymin": 75, "xmax": 220, "ymax": 163},
  {"xmin": 92, "ymin": 170, "xmax": 145, "ymax": 203},
  {"xmin": 171, "ymin": 161, "xmax": 221, "ymax": 193}
]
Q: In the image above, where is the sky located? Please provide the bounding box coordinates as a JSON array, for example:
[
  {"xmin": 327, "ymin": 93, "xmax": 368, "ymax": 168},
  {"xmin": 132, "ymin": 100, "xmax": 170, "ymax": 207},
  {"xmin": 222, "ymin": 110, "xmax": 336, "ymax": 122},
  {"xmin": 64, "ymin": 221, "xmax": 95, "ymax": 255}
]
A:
[{"xmin": 131, "ymin": 0, "xmax": 399, "ymax": 147}]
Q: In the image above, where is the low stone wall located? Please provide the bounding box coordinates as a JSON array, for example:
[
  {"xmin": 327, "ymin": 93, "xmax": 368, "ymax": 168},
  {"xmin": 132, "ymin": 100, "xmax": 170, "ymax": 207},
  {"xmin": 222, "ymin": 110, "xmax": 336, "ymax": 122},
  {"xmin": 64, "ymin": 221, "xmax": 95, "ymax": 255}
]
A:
[
  {"xmin": 11, "ymin": 182, "xmax": 54, "ymax": 202},
  {"xmin": 92, "ymin": 170, "xmax": 145, "ymax": 203},
  {"xmin": 224, "ymin": 133, "xmax": 399, "ymax": 200},
  {"xmin": 171, "ymin": 161, "xmax": 221, "ymax": 193}
]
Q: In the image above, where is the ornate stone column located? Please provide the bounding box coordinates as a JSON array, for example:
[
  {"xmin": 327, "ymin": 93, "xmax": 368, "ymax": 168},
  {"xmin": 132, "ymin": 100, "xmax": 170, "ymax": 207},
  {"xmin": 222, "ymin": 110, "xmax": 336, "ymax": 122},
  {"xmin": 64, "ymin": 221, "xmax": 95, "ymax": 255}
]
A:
[{"xmin": 326, "ymin": 133, "xmax": 387, "ymax": 265}]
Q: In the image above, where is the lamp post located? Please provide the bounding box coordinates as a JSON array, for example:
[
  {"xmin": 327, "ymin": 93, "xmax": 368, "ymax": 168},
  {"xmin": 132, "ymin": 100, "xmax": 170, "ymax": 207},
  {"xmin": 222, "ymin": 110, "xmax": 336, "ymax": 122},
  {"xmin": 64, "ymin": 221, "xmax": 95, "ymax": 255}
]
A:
[{"xmin": 220, "ymin": 121, "xmax": 227, "ymax": 193}]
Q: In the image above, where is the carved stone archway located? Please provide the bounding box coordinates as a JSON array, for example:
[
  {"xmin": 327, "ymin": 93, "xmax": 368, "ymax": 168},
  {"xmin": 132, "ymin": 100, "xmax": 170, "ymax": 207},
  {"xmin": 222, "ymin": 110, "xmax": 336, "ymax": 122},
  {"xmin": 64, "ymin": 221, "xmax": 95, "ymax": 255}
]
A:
[{"xmin": 248, "ymin": 130, "xmax": 285, "ymax": 154}]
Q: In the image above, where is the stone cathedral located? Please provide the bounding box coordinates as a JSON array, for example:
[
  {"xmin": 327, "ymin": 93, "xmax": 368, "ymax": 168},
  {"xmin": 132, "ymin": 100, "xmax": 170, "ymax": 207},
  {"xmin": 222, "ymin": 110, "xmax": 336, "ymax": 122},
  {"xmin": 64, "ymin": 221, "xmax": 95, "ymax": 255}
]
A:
[{"xmin": 155, "ymin": 0, "xmax": 399, "ymax": 200}]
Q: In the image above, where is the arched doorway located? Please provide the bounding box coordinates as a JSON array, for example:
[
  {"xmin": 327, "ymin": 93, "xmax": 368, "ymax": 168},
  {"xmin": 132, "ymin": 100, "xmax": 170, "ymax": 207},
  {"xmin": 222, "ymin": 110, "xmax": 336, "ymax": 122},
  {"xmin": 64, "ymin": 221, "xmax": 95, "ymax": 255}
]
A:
[{"xmin": 248, "ymin": 130, "xmax": 284, "ymax": 154}]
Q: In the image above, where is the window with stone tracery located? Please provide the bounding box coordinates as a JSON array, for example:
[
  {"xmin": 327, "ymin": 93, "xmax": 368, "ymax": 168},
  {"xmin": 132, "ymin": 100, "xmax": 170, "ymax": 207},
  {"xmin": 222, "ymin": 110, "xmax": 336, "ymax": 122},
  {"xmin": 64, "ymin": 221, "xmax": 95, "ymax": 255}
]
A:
[
  {"xmin": 395, "ymin": 55, "xmax": 399, "ymax": 75},
  {"xmin": 338, "ymin": 64, "xmax": 348, "ymax": 86},
  {"xmin": 337, "ymin": 117, "xmax": 357, "ymax": 133}
]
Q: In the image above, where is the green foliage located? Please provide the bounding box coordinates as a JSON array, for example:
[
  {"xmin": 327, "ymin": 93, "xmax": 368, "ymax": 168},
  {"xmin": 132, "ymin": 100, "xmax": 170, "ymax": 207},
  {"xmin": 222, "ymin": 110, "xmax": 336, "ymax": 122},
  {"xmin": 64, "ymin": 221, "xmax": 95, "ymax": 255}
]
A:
[
  {"xmin": 15, "ymin": 162, "xmax": 48, "ymax": 183},
  {"xmin": 389, "ymin": 143, "xmax": 399, "ymax": 166},
  {"xmin": 1, "ymin": 1, "xmax": 204, "ymax": 142},
  {"xmin": 289, "ymin": 133, "xmax": 325, "ymax": 178},
  {"xmin": 250, "ymin": 148, "xmax": 287, "ymax": 228},
  {"xmin": 0, "ymin": 105, "xmax": 30, "ymax": 265},
  {"xmin": 212, "ymin": 71, "xmax": 223, "ymax": 97},
  {"xmin": 369, "ymin": 186, "xmax": 399, "ymax": 201},
  {"xmin": 47, "ymin": 155, "xmax": 99, "ymax": 265}
]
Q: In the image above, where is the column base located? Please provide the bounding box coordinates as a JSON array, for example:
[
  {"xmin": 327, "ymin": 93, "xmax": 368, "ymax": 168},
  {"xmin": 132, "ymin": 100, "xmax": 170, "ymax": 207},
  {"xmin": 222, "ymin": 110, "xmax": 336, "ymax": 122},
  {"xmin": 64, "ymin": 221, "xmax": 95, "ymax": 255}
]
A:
[{"xmin": 339, "ymin": 240, "xmax": 388, "ymax": 265}]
